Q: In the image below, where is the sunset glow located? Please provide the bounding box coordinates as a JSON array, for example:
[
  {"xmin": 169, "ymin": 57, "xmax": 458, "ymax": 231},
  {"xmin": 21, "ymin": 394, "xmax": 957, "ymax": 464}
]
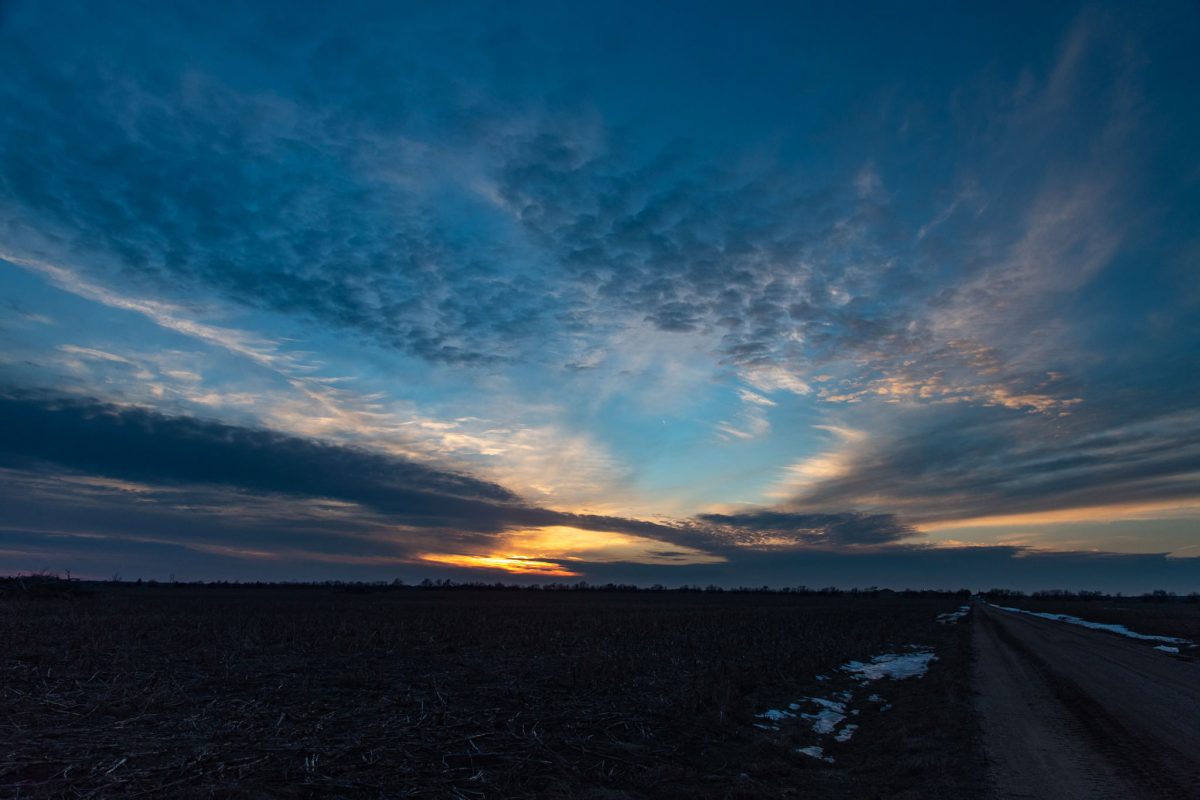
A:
[
  {"xmin": 418, "ymin": 526, "xmax": 725, "ymax": 577},
  {"xmin": 416, "ymin": 553, "xmax": 581, "ymax": 577}
]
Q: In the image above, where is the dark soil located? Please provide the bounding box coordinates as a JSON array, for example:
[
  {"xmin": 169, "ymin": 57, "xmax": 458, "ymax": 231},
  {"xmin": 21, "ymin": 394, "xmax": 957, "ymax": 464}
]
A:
[{"xmin": 0, "ymin": 585, "xmax": 985, "ymax": 798}]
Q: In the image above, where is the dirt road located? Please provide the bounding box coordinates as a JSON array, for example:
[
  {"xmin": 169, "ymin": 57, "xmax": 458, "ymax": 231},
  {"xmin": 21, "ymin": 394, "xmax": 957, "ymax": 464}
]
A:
[{"xmin": 974, "ymin": 602, "xmax": 1200, "ymax": 799}]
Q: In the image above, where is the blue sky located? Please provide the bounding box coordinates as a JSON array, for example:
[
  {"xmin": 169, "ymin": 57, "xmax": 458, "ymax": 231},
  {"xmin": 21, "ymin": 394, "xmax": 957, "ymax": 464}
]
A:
[{"xmin": 1, "ymin": 1, "xmax": 1198, "ymax": 590}]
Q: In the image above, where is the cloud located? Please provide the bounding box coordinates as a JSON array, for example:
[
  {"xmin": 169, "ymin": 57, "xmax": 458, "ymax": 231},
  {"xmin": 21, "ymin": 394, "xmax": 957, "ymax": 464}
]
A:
[
  {"xmin": 0, "ymin": 391, "xmax": 920, "ymax": 563},
  {"xmin": 0, "ymin": 391, "xmax": 701, "ymax": 547},
  {"xmin": 4, "ymin": 253, "xmax": 307, "ymax": 374},
  {"xmin": 696, "ymin": 510, "xmax": 920, "ymax": 547},
  {"xmin": 716, "ymin": 387, "xmax": 774, "ymax": 441},
  {"xmin": 1, "ymin": 392, "xmax": 1196, "ymax": 594},
  {"xmin": 769, "ymin": 425, "xmax": 865, "ymax": 498},
  {"xmin": 0, "ymin": 256, "xmax": 637, "ymax": 512},
  {"xmin": 742, "ymin": 366, "xmax": 812, "ymax": 397},
  {"xmin": 0, "ymin": 10, "xmax": 557, "ymax": 365},
  {"xmin": 781, "ymin": 404, "xmax": 1200, "ymax": 527},
  {"xmin": 0, "ymin": 2, "xmax": 1164, "ymax": 428},
  {"xmin": 0, "ymin": 3, "xmax": 1008, "ymax": 398},
  {"xmin": 0, "ymin": 392, "xmax": 520, "ymax": 519}
]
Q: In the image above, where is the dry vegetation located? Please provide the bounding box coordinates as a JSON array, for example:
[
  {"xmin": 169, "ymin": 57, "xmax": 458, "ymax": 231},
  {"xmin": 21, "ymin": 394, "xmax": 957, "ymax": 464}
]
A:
[{"xmin": 1, "ymin": 580, "xmax": 983, "ymax": 798}]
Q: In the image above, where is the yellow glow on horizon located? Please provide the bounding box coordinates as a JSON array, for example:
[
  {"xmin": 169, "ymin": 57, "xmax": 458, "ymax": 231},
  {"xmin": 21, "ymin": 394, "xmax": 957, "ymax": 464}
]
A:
[
  {"xmin": 417, "ymin": 553, "xmax": 581, "ymax": 577},
  {"xmin": 417, "ymin": 525, "xmax": 725, "ymax": 577}
]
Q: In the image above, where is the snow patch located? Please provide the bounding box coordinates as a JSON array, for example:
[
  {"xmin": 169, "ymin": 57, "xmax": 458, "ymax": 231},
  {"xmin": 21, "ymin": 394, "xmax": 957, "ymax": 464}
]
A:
[
  {"xmin": 808, "ymin": 696, "xmax": 848, "ymax": 712},
  {"xmin": 990, "ymin": 604, "xmax": 1192, "ymax": 645},
  {"xmin": 754, "ymin": 645, "xmax": 938, "ymax": 759},
  {"xmin": 937, "ymin": 605, "xmax": 971, "ymax": 624},
  {"xmin": 797, "ymin": 745, "xmax": 834, "ymax": 763},
  {"xmin": 1154, "ymin": 645, "xmax": 1180, "ymax": 654},
  {"xmin": 793, "ymin": 695, "xmax": 847, "ymax": 734},
  {"xmin": 841, "ymin": 649, "xmax": 937, "ymax": 681},
  {"xmin": 803, "ymin": 707, "xmax": 846, "ymax": 735},
  {"xmin": 756, "ymin": 708, "xmax": 795, "ymax": 721}
]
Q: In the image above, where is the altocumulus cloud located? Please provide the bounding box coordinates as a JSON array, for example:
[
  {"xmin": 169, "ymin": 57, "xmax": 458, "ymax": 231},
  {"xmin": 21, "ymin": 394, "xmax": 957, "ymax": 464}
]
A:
[
  {"xmin": 696, "ymin": 511, "xmax": 920, "ymax": 548},
  {"xmin": 0, "ymin": 0, "xmax": 1127, "ymax": 414}
]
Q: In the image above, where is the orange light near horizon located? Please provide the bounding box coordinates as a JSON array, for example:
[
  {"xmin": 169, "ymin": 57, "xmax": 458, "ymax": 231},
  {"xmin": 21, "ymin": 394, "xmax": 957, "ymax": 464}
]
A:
[
  {"xmin": 417, "ymin": 552, "xmax": 582, "ymax": 577},
  {"xmin": 495, "ymin": 525, "xmax": 725, "ymax": 565},
  {"xmin": 416, "ymin": 524, "xmax": 724, "ymax": 577}
]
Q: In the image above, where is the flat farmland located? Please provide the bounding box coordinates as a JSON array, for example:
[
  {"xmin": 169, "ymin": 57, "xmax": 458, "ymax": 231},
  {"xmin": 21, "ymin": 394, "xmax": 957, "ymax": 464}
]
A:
[{"xmin": 0, "ymin": 586, "xmax": 982, "ymax": 798}]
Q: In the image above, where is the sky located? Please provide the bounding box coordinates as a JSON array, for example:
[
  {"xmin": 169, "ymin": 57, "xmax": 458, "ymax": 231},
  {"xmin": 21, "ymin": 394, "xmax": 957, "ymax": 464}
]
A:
[{"xmin": 1, "ymin": 1, "xmax": 1198, "ymax": 592}]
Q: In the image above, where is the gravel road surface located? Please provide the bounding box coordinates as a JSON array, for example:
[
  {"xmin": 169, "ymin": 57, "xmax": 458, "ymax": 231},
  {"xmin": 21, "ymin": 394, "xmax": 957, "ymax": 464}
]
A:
[{"xmin": 974, "ymin": 602, "xmax": 1200, "ymax": 799}]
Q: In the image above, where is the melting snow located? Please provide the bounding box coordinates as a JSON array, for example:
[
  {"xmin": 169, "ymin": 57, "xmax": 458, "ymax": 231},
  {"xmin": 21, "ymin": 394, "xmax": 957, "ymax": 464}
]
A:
[
  {"xmin": 809, "ymin": 696, "xmax": 848, "ymax": 711},
  {"xmin": 937, "ymin": 605, "xmax": 971, "ymax": 624},
  {"xmin": 1154, "ymin": 645, "xmax": 1180, "ymax": 654},
  {"xmin": 792, "ymin": 696, "xmax": 847, "ymax": 734},
  {"xmin": 841, "ymin": 649, "xmax": 937, "ymax": 681},
  {"xmin": 797, "ymin": 745, "xmax": 834, "ymax": 763},
  {"xmin": 990, "ymin": 604, "xmax": 1192, "ymax": 645},
  {"xmin": 755, "ymin": 645, "xmax": 938, "ymax": 759},
  {"xmin": 757, "ymin": 708, "xmax": 795, "ymax": 721},
  {"xmin": 803, "ymin": 707, "xmax": 846, "ymax": 734}
]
